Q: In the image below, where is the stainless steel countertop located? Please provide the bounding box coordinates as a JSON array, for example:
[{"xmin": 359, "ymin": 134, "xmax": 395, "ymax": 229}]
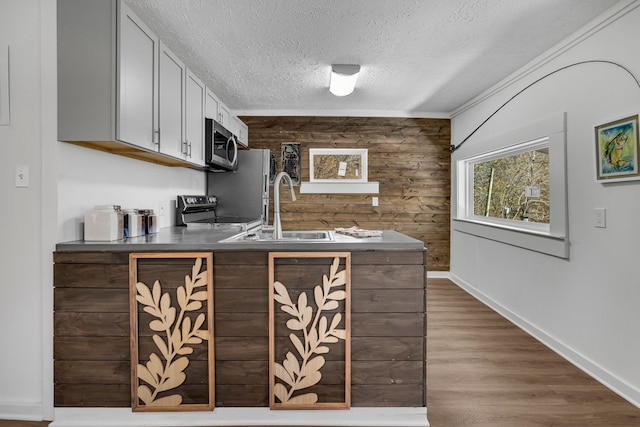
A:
[{"xmin": 55, "ymin": 226, "xmax": 425, "ymax": 251}]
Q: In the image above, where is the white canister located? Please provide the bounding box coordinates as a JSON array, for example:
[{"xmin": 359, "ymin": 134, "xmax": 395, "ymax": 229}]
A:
[
  {"xmin": 123, "ymin": 209, "xmax": 144, "ymax": 238},
  {"xmin": 84, "ymin": 205, "xmax": 124, "ymax": 241}
]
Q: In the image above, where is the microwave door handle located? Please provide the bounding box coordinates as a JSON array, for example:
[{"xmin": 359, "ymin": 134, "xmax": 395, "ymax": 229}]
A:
[{"xmin": 227, "ymin": 135, "xmax": 238, "ymax": 165}]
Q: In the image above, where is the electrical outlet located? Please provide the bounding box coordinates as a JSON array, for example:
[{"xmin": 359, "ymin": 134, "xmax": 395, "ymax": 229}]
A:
[
  {"xmin": 153, "ymin": 201, "xmax": 172, "ymax": 229},
  {"xmin": 372, "ymin": 197, "xmax": 379, "ymax": 207},
  {"xmin": 594, "ymin": 208, "xmax": 606, "ymax": 228}
]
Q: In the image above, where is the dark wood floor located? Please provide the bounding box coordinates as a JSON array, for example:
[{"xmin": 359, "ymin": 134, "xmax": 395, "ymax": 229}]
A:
[
  {"xmin": 3, "ymin": 278, "xmax": 639, "ymax": 427},
  {"xmin": 426, "ymin": 278, "xmax": 640, "ymax": 426}
]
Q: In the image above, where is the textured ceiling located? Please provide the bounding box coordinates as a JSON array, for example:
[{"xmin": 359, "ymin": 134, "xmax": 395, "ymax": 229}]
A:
[{"xmin": 125, "ymin": 0, "xmax": 621, "ymax": 116}]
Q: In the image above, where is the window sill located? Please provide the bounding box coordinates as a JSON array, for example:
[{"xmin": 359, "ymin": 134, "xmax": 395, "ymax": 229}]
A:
[{"xmin": 453, "ymin": 217, "xmax": 569, "ymax": 258}]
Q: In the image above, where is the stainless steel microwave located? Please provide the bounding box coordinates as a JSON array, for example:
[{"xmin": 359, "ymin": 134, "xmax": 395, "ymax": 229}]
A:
[{"xmin": 205, "ymin": 118, "xmax": 238, "ymax": 171}]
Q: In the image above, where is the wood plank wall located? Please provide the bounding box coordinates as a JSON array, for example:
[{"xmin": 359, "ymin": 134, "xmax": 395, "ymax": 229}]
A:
[
  {"xmin": 241, "ymin": 116, "xmax": 451, "ymax": 271},
  {"xmin": 53, "ymin": 249, "xmax": 426, "ymax": 408}
]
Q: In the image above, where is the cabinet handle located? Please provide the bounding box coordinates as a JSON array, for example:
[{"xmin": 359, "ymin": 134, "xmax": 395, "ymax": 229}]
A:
[
  {"xmin": 154, "ymin": 129, "xmax": 160, "ymax": 145},
  {"xmin": 188, "ymin": 141, "xmax": 192, "ymax": 157},
  {"xmin": 182, "ymin": 140, "xmax": 188, "ymax": 155}
]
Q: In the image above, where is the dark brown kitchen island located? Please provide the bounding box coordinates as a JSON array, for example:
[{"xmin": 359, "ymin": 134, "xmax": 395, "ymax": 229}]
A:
[{"xmin": 52, "ymin": 228, "xmax": 428, "ymax": 426}]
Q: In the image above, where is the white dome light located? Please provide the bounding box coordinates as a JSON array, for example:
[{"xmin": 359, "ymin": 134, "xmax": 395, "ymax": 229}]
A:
[{"xmin": 329, "ymin": 64, "xmax": 361, "ymax": 96}]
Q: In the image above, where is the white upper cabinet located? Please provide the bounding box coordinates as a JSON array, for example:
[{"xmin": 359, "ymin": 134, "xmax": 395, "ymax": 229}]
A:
[
  {"xmin": 218, "ymin": 102, "xmax": 231, "ymax": 128},
  {"xmin": 205, "ymin": 88, "xmax": 242, "ymax": 144},
  {"xmin": 117, "ymin": 2, "xmax": 159, "ymax": 151},
  {"xmin": 236, "ymin": 117, "xmax": 249, "ymax": 147},
  {"xmin": 205, "ymin": 87, "xmax": 219, "ymax": 120},
  {"xmin": 185, "ymin": 70, "xmax": 206, "ymax": 166},
  {"xmin": 57, "ymin": 0, "xmax": 246, "ymax": 169},
  {"xmin": 227, "ymin": 115, "xmax": 239, "ymax": 138},
  {"xmin": 158, "ymin": 42, "xmax": 186, "ymax": 159},
  {"xmin": 58, "ymin": 0, "xmax": 115, "ymax": 142},
  {"xmin": 230, "ymin": 116, "xmax": 249, "ymax": 147}
]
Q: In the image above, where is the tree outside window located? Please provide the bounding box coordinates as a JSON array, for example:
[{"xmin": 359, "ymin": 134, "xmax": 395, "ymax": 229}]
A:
[{"xmin": 473, "ymin": 148, "xmax": 549, "ymax": 224}]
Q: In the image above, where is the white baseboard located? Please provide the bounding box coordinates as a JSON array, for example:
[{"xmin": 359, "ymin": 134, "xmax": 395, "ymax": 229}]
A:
[
  {"xmin": 449, "ymin": 272, "xmax": 640, "ymax": 410},
  {"xmin": 426, "ymin": 271, "xmax": 449, "ymax": 278},
  {"xmin": 0, "ymin": 402, "xmax": 46, "ymax": 422},
  {"xmin": 50, "ymin": 407, "xmax": 429, "ymax": 427}
]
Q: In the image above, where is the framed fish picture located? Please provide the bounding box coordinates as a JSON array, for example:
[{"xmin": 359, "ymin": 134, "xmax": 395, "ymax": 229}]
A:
[{"xmin": 595, "ymin": 115, "xmax": 640, "ymax": 182}]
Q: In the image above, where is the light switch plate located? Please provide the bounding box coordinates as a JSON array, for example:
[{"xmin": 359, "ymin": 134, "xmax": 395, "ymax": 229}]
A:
[
  {"xmin": 15, "ymin": 165, "xmax": 29, "ymax": 187},
  {"xmin": 594, "ymin": 208, "xmax": 606, "ymax": 228}
]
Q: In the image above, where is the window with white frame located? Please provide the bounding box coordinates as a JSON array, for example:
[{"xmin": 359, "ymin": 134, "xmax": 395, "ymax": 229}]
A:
[{"xmin": 453, "ymin": 113, "xmax": 569, "ymax": 258}]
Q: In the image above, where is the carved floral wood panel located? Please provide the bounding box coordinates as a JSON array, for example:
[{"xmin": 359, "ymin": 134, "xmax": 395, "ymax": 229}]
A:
[
  {"xmin": 268, "ymin": 252, "xmax": 351, "ymax": 410},
  {"xmin": 129, "ymin": 253, "xmax": 214, "ymax": 411}
]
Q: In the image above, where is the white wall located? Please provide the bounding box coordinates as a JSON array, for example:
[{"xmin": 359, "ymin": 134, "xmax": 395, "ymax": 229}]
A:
[
  {"xmin": 450, "ymin": 0, "xmax": 640, "ymax": 407},
  {"xmin": 57, "ymin": 143, "xmax": 204, "ymax": 242},
  {"xmin": 0, "ymin": 0, "xmax": 205, "ymax": 421},
  {"xmin": 0, "ymin": 0, "xmax": 51, "ymax": 420}
]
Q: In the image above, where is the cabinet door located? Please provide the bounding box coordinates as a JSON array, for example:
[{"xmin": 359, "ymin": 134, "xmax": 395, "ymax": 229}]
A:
[
  {"xmin": 117, "ymin": 2, "xmax": 158, "ymax": 150},
  {"xmin": 218, "ymin": 102, "xmax": 230, "ymax": 128},
  {"xmin": 228, "ymin": 116, "xmax": 240, "ymax": 139},
  {"xmin": 158, "ymin": 42, "xmax": 186, "ymax": 159},
  {"xmin": 185, "ymin": 69, "xmax": 206, "ymax": 166},
  {"xmin": 237, "ymin": 119, "xmax": 249, "ymax": 147},
  {"xmin": 205, "ymin": 87, "xmax": 219, "ymax": 120},
  {"xmin": 229, "ymin": 116, "xmax": 248, "ymax": 147}
]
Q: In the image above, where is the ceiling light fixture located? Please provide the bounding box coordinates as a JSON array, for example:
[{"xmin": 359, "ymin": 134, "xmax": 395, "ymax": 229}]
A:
[{"xmin": 329, "ymin": 64, "xmax": 361, "ymax": 96}]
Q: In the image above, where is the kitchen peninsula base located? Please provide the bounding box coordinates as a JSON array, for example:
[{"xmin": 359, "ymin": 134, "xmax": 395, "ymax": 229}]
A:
[{"xmin": 53, "ymin": 230, "xmax": 428, "ymax": 426}]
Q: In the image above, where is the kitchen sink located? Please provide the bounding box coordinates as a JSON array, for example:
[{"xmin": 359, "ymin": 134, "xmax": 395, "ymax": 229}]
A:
[{"xmin": 220, "ymin": 229, "xmax": 334, "ymax": 243}]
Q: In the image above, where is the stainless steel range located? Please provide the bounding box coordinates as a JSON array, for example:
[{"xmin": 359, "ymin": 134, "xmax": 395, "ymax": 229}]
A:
[
  {"xmin": 176, "ymin": 195, "xmax": 262, "ymax": 230},
  {"xmin": 177, "ymin": 149, "xmax": 273, "ymax": 231}
]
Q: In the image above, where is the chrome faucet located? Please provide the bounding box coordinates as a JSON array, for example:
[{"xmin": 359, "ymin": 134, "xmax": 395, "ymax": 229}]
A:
[{"xmin": 273, "ymin": 171, "xmax": 296, "ymax": 239}]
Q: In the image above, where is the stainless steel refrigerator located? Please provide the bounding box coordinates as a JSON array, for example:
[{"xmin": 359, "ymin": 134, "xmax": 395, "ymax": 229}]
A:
[{"xmin": 206, "ymin": 149, "xmax": 274, "ymax": 227}]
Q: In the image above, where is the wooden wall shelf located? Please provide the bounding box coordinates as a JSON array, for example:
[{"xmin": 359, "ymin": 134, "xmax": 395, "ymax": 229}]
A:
[{"xmin": 299, "ymin": 182, "xmax": 379, "ymax": 194}]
